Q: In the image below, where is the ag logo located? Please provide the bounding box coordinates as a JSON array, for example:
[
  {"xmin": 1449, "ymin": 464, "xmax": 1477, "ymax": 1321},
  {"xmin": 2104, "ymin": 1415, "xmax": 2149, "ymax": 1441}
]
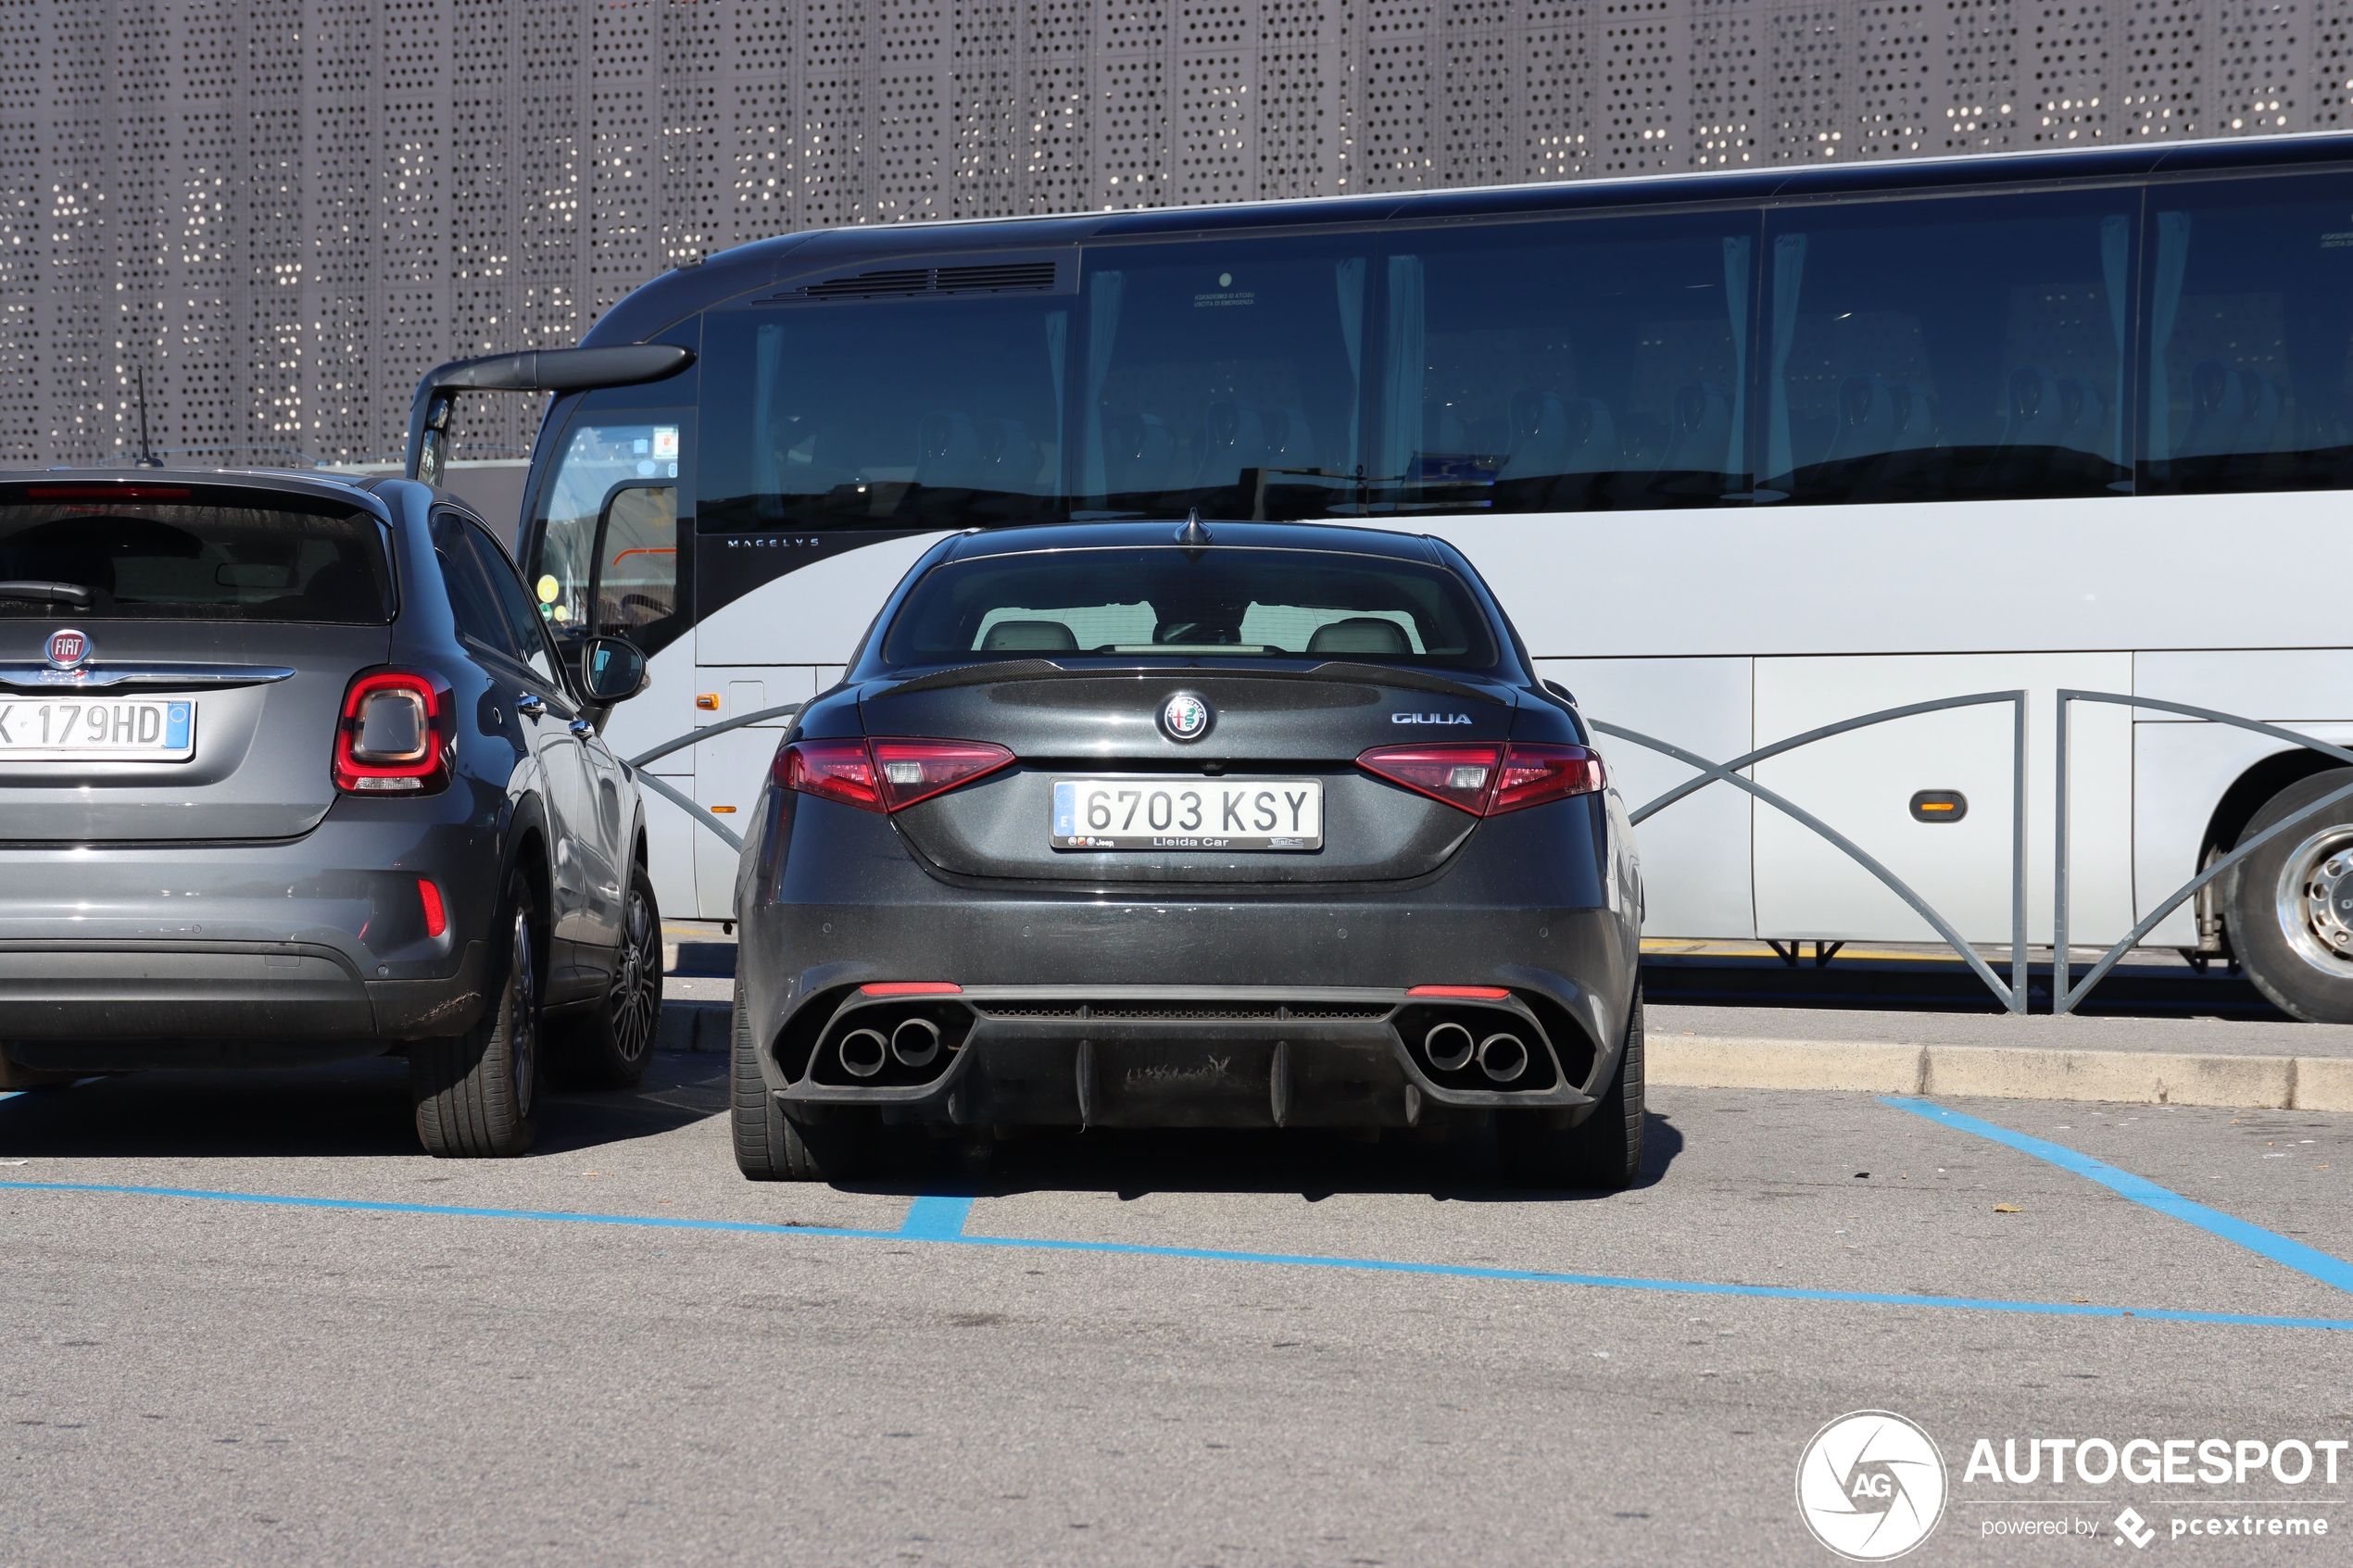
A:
[
  {"xmin": 44, "ymin": 628, "xmax": 89, "ymax": 671},
  {"xmin": 1795, "ymin": 1411, "xmax": 1947, "ymax": 1561},
  {"xmin": 1159, "ymin": 690, "xmax": 1212, "ymax": 744}
]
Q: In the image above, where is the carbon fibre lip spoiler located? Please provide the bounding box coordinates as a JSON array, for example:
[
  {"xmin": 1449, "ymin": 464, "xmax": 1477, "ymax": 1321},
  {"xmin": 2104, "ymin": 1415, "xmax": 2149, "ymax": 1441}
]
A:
[
  {"xmin": 880, "ymin": 659, "xmax": 1509, "ymax": 704},
  {"xmin": 403, "ymin": 344, "xmax": 695, "ymax": 486}
]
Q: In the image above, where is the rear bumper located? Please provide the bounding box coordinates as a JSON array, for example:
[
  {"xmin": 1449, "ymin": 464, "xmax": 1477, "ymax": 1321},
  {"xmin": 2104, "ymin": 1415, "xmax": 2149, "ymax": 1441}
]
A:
[
  {"xmin": 778, "ymin": 984, "xmax": 1596, "ymax": 1128},
  {"xmin": 0, "ymin": 938, "xmax": 492, "ymax": 1068},
  {"xmin": 739, "ymin": 794, "xmax": 1644, "ymax": 1128},
  {"xmin": 0, "ymin": 800, "xmax": 506, "ymax": 1061}
]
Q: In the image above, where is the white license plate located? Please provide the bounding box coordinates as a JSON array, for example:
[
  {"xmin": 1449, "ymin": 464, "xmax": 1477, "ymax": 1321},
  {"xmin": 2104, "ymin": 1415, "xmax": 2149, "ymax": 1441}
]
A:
[
  {"xmin": 1051, "ymin": 777, "xmax": 1323, "ymax": 851},
  {"xmin": 0, "ymin": 697, "xmax": 196, "ymax": 760}
]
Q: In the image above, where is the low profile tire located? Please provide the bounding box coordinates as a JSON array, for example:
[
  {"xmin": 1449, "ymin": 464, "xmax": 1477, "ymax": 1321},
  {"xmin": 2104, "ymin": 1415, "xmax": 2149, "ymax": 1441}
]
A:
[
  {"xmin": 1499, "ymin": 988, "xmax": 1645, "ymax": 1189},
  {"xmin": 731, "ymin": 992, "xmax": 884, "ymax": 1181},
  {"xmin": 545, "ymin": 862, "xmax": 662, "ymax": 1090},
  {"xmin": 2224, "ymin": 769, "xmax": 2353, "ymax": 1023},
  {"xmin": 410, "ymin": 878, "xmax": 544, "ymax": 1159}
]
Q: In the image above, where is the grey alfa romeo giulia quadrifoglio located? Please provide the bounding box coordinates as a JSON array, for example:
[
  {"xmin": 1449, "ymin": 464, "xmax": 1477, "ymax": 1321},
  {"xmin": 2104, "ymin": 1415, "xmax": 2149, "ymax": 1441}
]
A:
[{"xmin": 728, "ymin": 519, "xmax": 1644, "ymax": 1186}]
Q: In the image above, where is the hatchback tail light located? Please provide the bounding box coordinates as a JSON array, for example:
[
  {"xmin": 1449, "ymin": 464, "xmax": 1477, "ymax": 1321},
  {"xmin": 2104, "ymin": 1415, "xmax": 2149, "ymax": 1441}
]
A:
[
  {"xmin": 333, "ymin": 669, "xmax": 454, "ymax": 794},
  {"xmin": 776, "ymin": 737, "xmax": 1015, "ymax": 813},
  {"xmin": 1357, "ymin": 741, "xmax": 1604, "ymax": 816}
]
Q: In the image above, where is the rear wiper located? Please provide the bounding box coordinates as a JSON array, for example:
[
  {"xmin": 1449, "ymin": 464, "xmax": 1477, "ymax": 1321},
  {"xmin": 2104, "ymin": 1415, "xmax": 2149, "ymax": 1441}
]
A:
[{"xmin": 0, "ymin": 580, "xmax": 92, "ymax": 608}]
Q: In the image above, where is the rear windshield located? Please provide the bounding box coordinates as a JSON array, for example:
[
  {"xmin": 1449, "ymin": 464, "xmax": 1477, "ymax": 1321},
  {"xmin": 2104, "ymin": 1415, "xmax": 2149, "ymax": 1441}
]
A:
[
  {"xmin": 881, "ymin": 546, "xmax": 1502, "ymax": 671},
  {"xmin": 0, "ymin": 495, "xmax": 392, "ymax": 622}
]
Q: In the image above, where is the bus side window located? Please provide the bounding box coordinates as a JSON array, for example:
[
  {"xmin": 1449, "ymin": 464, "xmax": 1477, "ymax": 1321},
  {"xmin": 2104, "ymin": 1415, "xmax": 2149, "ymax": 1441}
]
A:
[
  {"xmin": 1379, "ymin": 213, "xmax": 1756, "ymax": 512},
  {"xmin": 1761, "ymin": 193, "xmax": 2133, "ymax": 505},
  {"xmin": 2141, "ymin": 173, "xmax": 2353, "ymax": 495}
]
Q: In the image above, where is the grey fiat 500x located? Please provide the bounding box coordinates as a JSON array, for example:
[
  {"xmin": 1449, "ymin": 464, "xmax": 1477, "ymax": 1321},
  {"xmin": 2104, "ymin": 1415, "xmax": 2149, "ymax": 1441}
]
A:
[
  {"xmin": 731, "ymin": 519, "xmax": 1646, "ymax": 1188},
  {"xmin": 0, "ymin": 470, "xmax": 663, "ymax": 1157}
]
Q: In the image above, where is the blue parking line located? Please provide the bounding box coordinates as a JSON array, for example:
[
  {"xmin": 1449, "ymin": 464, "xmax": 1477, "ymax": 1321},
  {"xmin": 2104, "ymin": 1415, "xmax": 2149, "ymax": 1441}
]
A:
[
  {"xmin": 899, "ymin": 1194, "xmax": 976, "ymax": 1238},
  {"xmin": 5, "ymin": 1177, "xmax": 2351, "ymax": 1331},
  {"xmin": 1881, "ymin": 1097, "xmax": 2353, "ymax": 1297}
]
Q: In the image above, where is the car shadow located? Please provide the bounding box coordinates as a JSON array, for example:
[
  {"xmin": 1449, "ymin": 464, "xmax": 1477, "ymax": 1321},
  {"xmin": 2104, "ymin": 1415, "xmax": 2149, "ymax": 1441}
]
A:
[
  {"xmin": 0, "ymin": 1051, "xmax": 728, "ymax": 1160},
  {"xmin": 873, "ymin": 1110, "xmax": 1685, "ymax": 1204}
]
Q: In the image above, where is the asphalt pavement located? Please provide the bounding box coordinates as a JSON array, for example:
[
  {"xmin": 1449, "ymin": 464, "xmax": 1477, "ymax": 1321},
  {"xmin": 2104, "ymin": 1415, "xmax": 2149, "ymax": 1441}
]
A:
[{"xmin": 5, "ymin": 1034, "xmax": 2353, "ymax": 1566}]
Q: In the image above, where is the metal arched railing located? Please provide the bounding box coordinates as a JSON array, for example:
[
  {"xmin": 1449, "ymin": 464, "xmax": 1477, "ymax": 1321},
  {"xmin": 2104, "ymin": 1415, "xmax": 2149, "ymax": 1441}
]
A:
[
  {"xmin": 2053, "ymin": 691, "xmax": 2353, "ymax": 1015},
  {"xmin": 1591, "ymin": 689, "xmax": 2030, "ymax": 1014},
  {"xmin": 623, "ymin": 702, "xmax": 805, "ymax": 852}
]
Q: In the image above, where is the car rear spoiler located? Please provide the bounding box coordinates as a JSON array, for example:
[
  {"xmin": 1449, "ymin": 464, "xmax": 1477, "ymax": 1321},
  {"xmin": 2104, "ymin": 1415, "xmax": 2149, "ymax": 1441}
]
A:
[{"xmin": 403, "ymin": 344, "xmax": 696, "ymax": 486}]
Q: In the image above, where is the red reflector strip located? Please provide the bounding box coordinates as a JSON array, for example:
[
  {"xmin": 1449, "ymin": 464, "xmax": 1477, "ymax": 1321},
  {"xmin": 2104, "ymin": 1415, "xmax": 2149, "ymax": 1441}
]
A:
[
  {"xmin": 859, "ymin": 982, "xmax": 963, "ymax": 996},
  {"xmin": 1406, "ymin": 985, "xmax": 1512, "ymax": 999},
  {"xmin": 417, "ymin": 879, "xmax": 447, "ymax": 938}
]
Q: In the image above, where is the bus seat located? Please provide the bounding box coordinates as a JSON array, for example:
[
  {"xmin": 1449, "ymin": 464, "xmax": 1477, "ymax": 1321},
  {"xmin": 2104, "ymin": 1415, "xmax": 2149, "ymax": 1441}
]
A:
[
  {"xmin": 1824, "ymin": 375, "xmax": 1934, "ymax": 463},
  {"xmin": 1201, "ymin": 398, "xmax": 1273, "ymax": 483},
  {"xmin": 1306, "ymin": 617, "xmax": 1411, "ymax": 655},
  {"xmin": 980, "ymin": 619, "xmax": 1078, "ymax": 651},
  {"xmin": 1500, "ymin": 391, "xmax": 1617, "ymax": 479},
  {"xmin": 1102, "ymin": 408, "xmax": 1177, "ymax": 495},
  {"xmin": 979, "ymin": 417, "xmax": 1042, "ymax": 488},
  {"xmin": 2181, "ymin": 360, "xmax": 2283, "ymax": 458},
  {"xmin": 916, "ymin": 410, "xmax": 987, "ymax": 489},
  {"xmin": 1658, "ymin": 383, "xmax": 1734, "ymax": 474}
]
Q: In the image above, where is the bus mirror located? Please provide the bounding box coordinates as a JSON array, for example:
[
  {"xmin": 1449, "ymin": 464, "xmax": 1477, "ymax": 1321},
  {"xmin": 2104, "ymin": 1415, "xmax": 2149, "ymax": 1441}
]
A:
[{"xmin": 580, "ymin": 636, "xmax": 648, "ymax": 703}]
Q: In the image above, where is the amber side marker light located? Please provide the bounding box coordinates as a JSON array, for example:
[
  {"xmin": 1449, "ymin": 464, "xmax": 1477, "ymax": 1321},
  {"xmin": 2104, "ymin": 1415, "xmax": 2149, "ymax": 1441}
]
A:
[{"xmin": 1909, "ymin": 790, "xmax": 1968, "ymax": 822}]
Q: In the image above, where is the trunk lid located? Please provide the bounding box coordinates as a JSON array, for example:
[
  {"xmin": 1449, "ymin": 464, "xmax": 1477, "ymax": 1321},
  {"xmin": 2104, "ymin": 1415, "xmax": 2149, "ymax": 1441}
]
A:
[
  {"xmin": 863, "ymin": 664, "xmax": 1517, "ymax": 884},
  {"xmin": 0, "ymin": 620, "xmax": 388, "ymax": 842}
]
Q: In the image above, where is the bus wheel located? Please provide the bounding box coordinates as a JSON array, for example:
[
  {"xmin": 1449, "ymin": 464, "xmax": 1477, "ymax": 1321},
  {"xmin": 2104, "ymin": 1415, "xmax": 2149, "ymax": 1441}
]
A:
[{"xmin": 2225, "ymin": 768, "xmax": 2353, "ymax": 1023}]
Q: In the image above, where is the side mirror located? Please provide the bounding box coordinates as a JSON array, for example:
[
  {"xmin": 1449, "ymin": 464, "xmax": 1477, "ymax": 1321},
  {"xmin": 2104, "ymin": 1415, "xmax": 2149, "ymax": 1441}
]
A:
[{"xmin": 580, "ymin": 636, "xmax": 648, "ymax": 704}]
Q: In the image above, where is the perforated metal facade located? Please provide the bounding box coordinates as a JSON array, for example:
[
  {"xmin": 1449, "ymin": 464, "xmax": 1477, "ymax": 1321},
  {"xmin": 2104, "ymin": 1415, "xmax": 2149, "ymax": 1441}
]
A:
[{"xmin": 0, "ymin": 0, "xmax": 2336, "ymax": 465}]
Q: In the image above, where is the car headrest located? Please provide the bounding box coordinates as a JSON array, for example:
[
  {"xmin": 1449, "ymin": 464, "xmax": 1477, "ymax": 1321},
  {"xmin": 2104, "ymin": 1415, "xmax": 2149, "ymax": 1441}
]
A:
[
  {"xmin": 1306, "ymin": 616, "xmax": 1410, "ymax": 655},
  {"xmin": 980, "ymin": 619, "xmax": 1077, "ymax": 651}
]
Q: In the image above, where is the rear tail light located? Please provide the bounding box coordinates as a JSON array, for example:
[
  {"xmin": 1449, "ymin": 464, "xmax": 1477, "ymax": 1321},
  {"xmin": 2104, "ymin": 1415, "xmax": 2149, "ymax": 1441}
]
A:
[
  {"xmin": 418, "ymin": 879, "xmax": 447, "ymax": 938},
  {"xmin": 333, "ymin": 669, "xmax": 454, "ymax": 794},
  {"xmin": 777, "ymin": 738, "xmax": 880, "ymax": 811},
  {"xmin": 1357, "ymin": 741, "xmax": 1604, "ymax": 816},
  {"xmin": 1353, "ymin": 744, "xmax": 1501, "ymax": 812},
  {"xmin": 1488, "ymin": 744, "xmax": 1608, "ymax": 814},
  {"xmin": 777, "ymin": 737, "xmax": 1014, "ymax": 813}
]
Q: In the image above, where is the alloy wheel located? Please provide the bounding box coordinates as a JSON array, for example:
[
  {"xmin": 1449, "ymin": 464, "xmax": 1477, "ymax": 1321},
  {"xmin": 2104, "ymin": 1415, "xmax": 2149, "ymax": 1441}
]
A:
[
  {"xmin": 509, "ymin": 906, "xmax": 538, "ymax": 1116},
  {"xmin": 608, "ymin": 886, "xmax": 661, "ymax": 1065},
  {"xmin": 2273, "ymin": 824, "xmax": 2353, "ymax": 978}
]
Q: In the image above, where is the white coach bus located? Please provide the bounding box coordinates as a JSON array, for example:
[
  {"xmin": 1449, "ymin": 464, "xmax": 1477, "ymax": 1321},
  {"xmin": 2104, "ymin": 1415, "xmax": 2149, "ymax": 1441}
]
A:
[{"xmin": 450, "ymin": 132, "xmax": 2353, "ymax": 1021}]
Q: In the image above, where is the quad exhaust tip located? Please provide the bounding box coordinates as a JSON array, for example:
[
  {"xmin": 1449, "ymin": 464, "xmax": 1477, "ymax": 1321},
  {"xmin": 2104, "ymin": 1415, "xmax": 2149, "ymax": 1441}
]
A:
[
  {"xmin": 838, "ymin": 1027, "xmax": 888, "ymax": 1079},
  {"xmin": 891, "ymin": 1016, "xmax": 942, "ymax": 1069},
  {"xmin": 1424, "ymin": 1022, "xmax": 1476, "ymax": 1073},
  {"xmin": 1477, "ymin": 1032, "xmax": 1528, "ymax": 1084}
]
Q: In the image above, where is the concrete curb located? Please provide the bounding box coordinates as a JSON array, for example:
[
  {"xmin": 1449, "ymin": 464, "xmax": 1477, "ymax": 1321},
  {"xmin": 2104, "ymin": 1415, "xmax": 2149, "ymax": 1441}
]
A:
[
  {"xmin": 1652, "ymin": 1035, "xmax": 2353, "ymax": 1111},
  {"xmin": 657, "ymin": 1000, "xmax": 732, "ymax": 1054}
]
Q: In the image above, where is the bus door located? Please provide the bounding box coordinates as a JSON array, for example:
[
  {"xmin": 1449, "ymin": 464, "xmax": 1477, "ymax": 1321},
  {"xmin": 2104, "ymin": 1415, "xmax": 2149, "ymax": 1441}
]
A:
[
  {"xmin": 529, "ymin": 413, "xmax": 695, "ymax": 917},
  {"xmin": 1751, "ymin": 655, "xmax": 2134, "ymax": 948}
]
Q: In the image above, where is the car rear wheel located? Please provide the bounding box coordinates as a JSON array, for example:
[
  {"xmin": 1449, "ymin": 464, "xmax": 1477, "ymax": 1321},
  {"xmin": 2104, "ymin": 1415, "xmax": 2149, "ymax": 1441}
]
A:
[
  {"xmin": 732, "ymin": 992, "xmax": 886, "ymax": 1181},
  {"xmin": 2224, "ymin": 769, "xmax": 2353, "ymax": 1024},
  {"xmin": 1498, "ymin": 988, "xmax": 1645, "ymax": 1189},
  {"xmin": 410, "ymin": 877, "xmax": 543, "ymax": 1158},
  {"xmin": 545, "ymin": 862, "xmax": 662, "ymax": 1090}
]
